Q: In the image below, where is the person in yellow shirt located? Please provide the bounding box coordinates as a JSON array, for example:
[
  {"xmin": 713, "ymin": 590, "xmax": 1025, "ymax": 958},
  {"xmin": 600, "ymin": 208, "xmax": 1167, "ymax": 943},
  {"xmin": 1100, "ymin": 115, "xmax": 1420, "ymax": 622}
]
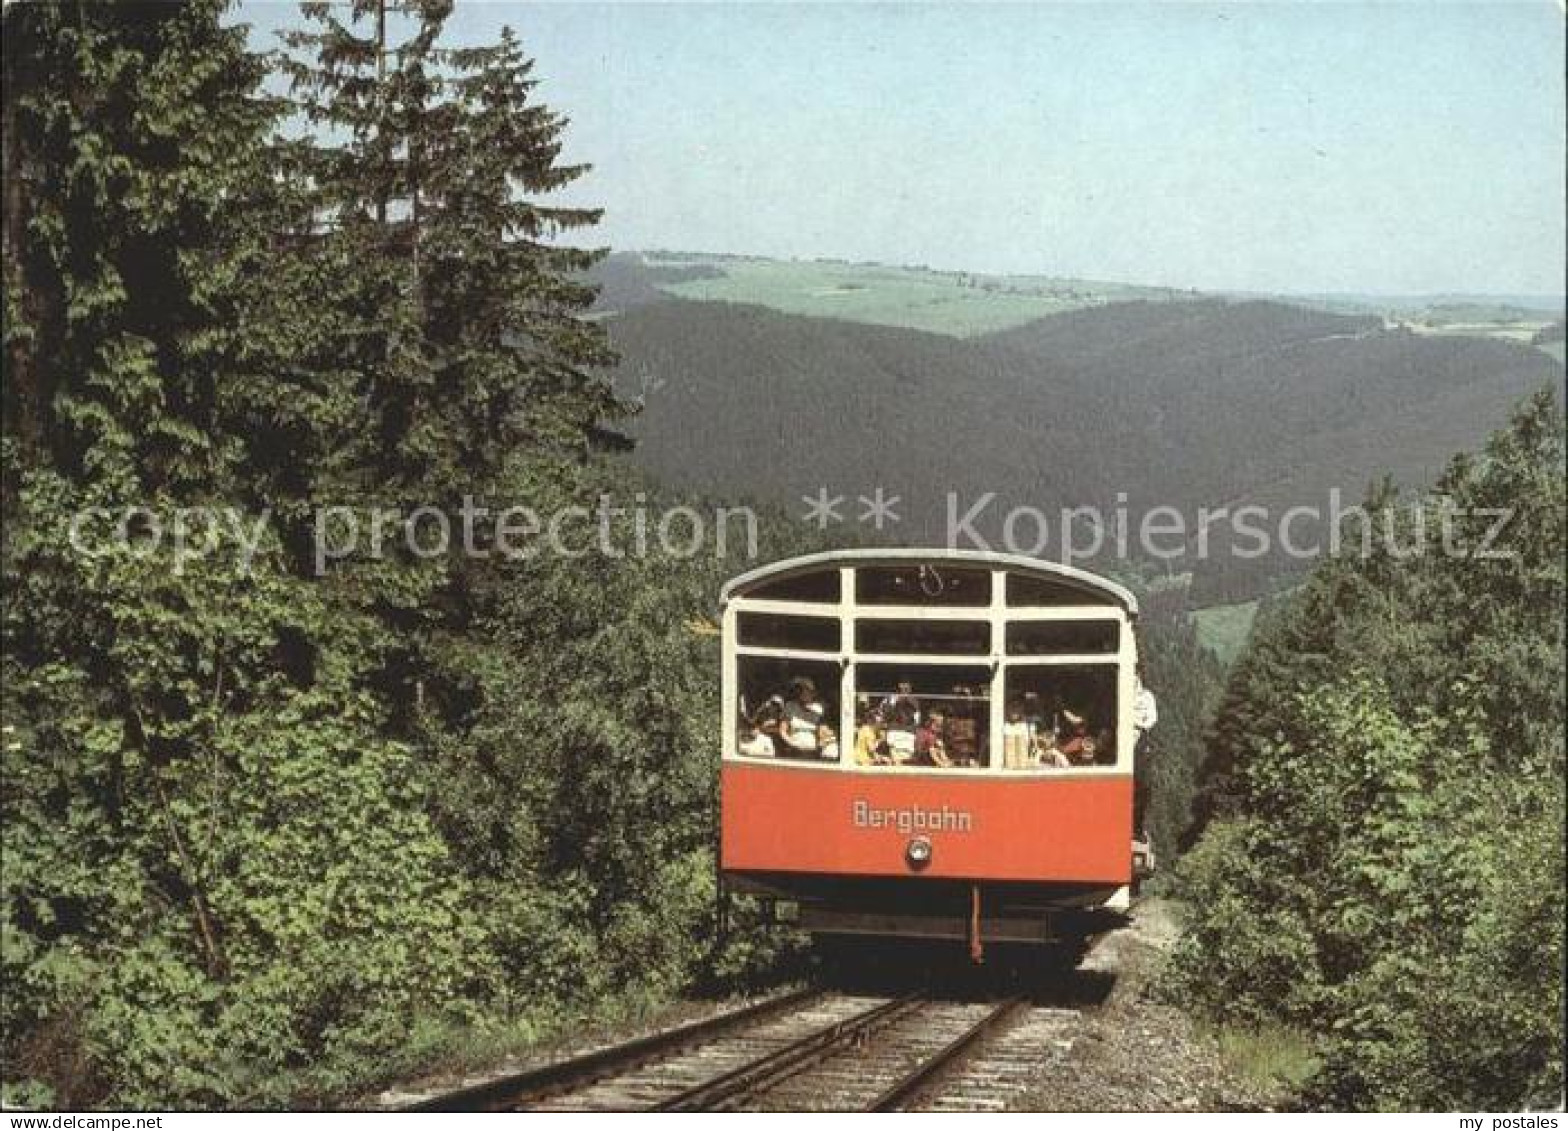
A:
[{"xmin": 854, "ymin": 705, "xmax": 891, "ymax": 766}]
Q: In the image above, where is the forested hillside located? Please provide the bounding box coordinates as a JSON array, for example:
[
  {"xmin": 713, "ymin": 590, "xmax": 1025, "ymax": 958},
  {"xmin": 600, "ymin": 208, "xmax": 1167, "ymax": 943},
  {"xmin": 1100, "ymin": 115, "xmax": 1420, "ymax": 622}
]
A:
[
  {"xmin": 0, "ymin": 1, "xmax": 817, "ymax": 1107},
  {"xmin": 608, "ymin": 297, "xmax": 1560, "ymax": 601},
  {"xmin": 1171, "ymin": 394, "xmax": 1565, "ymax": 1109}
]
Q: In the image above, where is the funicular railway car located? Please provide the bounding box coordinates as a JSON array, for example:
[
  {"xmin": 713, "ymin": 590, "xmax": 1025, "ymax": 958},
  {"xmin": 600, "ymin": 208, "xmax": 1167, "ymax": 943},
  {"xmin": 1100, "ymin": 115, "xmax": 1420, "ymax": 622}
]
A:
[{"xmin": 719, "ymin": 550, "xmax": 1143, "ymax": 959}]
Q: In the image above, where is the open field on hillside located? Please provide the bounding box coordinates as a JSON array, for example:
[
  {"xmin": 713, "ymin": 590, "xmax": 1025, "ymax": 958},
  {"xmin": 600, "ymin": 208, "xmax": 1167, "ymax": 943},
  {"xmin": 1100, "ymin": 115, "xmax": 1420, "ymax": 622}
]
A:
[
  {"xmin": 1193, "ymin": 601, "xmax": 1260, "ymax": 666},
  {"xmin": 1402, "ymin": 318, "xmax": 1559, "ymax": 348},
  {"xmin": 651, "ymin": 255, "xmax": 1192, "ymax": 336},
  {"xmin": 607, "ymin": 253, "xmax": 1567, "ymax": 348}
]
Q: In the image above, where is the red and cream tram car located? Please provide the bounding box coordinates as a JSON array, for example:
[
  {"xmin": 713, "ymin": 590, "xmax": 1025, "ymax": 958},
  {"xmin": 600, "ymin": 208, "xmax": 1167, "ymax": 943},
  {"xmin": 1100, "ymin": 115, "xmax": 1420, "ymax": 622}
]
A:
[{"xmin": 719, "ymin": 550, "xmax": 1142, "ymax": 956}]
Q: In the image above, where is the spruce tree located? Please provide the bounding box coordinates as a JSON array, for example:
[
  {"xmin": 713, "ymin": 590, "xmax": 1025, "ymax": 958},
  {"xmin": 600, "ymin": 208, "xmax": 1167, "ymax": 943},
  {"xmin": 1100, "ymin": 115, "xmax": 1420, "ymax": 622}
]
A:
[
  {"xmin": 430, "ymin": 26, "xmax": 623, "ymax": 471},
  {"xmin": 274, "ymin": 4, "xmax": 624, "ymax": 504},
  {"xmin": 2, "ymin": 0, "xmax": 273, "ymax": 501},
  {"xmin": 275, "ymin": 5, "xmax": 628, "ymax": 723}
]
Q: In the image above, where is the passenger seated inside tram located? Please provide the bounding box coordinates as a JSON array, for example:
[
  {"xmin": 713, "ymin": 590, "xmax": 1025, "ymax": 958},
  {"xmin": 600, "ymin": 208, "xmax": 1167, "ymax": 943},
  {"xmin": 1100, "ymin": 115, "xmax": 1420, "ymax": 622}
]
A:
[
  {"xmin": 1021, "ymin": 692, "xmax": 1048, "ymax": 734},
  {"xmin": 945, "ymin": 684, "xmax": 983, "ymax": 767},
  {"xmin": 1003, "ymin": 700, "xmax": 1034, "ymax": 769},
  {"xmin": 737, "ymin": 713, "xmax": 776, "ymax": 758},
  {"xmin": 1094, "ymin": 726, "xmax": 1117, "ymax": 766},
  {"xmin": 854, "ymin": 705, "xmax": 892, "ymax": 766},
  {"xmin": 1037, "ymin": 729, "xmax": 1071, "ymax": 768},
  {"xmin": 914, "ymin": 708, "xmax": 953, "ymax": 768},
  {"xmin": 817, "ymin": 724, "xmax": 840, "ymax": 762},
  {"xmin": 880, "ymin": 679, "xmax": 922, "ymax": 726},
  {"xmin": 754, "ymin": 696, "xmax": 787, "ymax": 754},
  {"xmin": 779, "ymin": 676, "xmax": 826, "ymax": 758},
  {"xmin": 1058, "ymin": 709, "xmax": 1098, "ymax": 765},
  {"xmin": 883, "ymin": 700, "xmax": 919, "ymax": 764}
]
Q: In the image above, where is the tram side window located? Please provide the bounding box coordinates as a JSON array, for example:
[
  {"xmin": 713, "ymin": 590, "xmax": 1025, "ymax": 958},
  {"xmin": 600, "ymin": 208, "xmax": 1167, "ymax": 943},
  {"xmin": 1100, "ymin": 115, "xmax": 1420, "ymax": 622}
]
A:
[
  {"xmin": 735, "ymin": 656, "xmax": 842, "ymax": 762},
  {"xmin": 852, "ymin": 663, "xmax": 991, "ymax": 769},
  {"xmin": 739, "ymin": 613, "xmax": 840, "ymax": 652},
  {"xmin": 1006, "ymin": 619, "xmax": 1119, "ymax": 656},
  {"xmin": 1001, "ymin": 666, "xmax": 1118, "ymax": 769},
  {"xmin": 1007, "ymin": 573, "xmax": 1117, "ymax": 607}
]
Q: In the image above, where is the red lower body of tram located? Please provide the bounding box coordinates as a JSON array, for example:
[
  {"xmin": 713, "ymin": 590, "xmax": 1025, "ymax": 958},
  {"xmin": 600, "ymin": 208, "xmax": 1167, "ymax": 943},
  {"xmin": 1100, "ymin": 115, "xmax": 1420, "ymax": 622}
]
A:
[{"xmin": 720, "ymin": 761, "xmax": 1134, "ymax": 947}]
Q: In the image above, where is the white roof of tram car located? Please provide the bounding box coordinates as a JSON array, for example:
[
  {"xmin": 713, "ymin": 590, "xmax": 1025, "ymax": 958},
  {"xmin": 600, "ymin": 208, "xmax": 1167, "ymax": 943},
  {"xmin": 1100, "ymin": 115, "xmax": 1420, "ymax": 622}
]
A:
[{"xmin": 719, "ymin": 549, "xmax": 1138, "ymax": 616}]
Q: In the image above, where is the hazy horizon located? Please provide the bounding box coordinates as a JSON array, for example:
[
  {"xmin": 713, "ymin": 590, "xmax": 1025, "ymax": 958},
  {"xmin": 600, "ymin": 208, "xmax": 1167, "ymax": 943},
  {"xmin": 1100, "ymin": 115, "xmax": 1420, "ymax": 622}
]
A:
[{"xmin": 241, "ymin": 1, "xmax": 1566, "ymax": 298}]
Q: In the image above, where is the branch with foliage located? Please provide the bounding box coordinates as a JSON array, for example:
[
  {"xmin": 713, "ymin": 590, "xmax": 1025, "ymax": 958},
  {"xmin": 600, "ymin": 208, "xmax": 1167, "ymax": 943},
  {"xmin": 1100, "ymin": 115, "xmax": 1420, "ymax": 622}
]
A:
[{"xmin": 1172, "ymin": 392, "xmax": 1565, "ymax": 1109}]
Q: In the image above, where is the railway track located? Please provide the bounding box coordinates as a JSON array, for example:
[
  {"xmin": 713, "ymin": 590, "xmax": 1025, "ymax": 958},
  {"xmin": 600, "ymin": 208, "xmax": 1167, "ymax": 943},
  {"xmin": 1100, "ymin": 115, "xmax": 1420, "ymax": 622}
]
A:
[{"xmin": 404, "ymin": 977, "xmax": 1103, "ymax": 1112}]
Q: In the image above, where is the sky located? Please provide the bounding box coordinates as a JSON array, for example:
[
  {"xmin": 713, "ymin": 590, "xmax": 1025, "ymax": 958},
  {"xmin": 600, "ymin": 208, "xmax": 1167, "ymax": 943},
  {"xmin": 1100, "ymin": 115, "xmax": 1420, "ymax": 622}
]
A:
[{"xmin": 241, "ymin": 1, "xmax": 1566, "ymax": 296}]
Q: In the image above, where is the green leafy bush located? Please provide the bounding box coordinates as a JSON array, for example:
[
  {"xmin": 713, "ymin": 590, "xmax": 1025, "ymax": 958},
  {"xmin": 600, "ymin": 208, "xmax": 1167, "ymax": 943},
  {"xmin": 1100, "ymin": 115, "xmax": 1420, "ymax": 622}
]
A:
[{"xmin": 1175, "ymin": 394, "xmax": 1565, "ymax": 1110}]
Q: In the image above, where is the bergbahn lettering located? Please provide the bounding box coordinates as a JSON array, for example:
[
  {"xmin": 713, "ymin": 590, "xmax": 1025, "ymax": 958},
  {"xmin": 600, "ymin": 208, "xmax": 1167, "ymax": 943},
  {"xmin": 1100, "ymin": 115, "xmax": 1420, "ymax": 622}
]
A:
[{"xmin": 852, "ymin": 799, "xmax": 974, "ymax": 834}]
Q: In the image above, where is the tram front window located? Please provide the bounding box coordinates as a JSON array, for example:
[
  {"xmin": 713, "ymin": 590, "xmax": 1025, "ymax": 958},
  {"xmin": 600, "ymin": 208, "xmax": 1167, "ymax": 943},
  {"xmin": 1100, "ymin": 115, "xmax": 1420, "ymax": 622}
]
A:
[
  {"xmin": 856, "ymin": 566, "xmax": 991, "ymax": 607},
  {"xmin": 1002, "ymin": 666, "xmax": 1118, "ymax": 769},
  {"xmin": 735, "ymin": 655, "xmax": 841, "ymax": 762},
  {"xmin": 853, "ymin": 663, "xmax": 991, "ymax": 769}
]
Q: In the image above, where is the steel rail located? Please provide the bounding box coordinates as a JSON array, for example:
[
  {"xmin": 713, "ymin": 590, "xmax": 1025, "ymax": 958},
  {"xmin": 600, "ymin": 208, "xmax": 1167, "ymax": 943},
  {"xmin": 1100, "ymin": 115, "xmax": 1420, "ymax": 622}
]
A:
[
  {"xmin": 401, "ymin": 985, "xmax": 822, "ymax": 1112},
  {"xmin": 864, "ymin": 995, "xmax": 1028, "ymax": 1111},
  {"xmin": 652, "ymin": 994, "xmax": 926, "ymax": 1112}
]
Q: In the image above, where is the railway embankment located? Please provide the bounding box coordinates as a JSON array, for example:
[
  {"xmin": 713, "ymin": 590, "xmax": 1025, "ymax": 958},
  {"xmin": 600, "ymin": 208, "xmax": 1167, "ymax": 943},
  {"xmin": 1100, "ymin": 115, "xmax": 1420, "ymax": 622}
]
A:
[
  {"xmin": 371, "ymin": 899, "xmax": 1305, "ymax": 1112},
  {"xmin": 1012, "ymin": 898, "xmax": 1301, "ymax": 1111}
]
